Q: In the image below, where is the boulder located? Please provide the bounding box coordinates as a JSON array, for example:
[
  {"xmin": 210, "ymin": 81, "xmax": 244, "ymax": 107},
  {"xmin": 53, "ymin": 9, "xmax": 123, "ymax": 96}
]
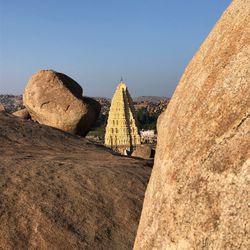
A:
[
  {"xmin": 78, "ymin": 96, "xmax": 102, "ymax": 137},
  {"xmin": 132, "ymin": 145, "xmax": 155, "ymax": 159},
  {"xmin": 134, "ymin": 1, "xmax": 250, "ymax": 249},
  {"xmin": 23, "ymin": 70, "xmax": 101, "ymax": 136},
  {"xmin": 12, "ymin": 108, "xmax": 30, "ymax": 119},
  {"xmin": 0, "ymin": 104, "xmax": 5, "ymax": 112}
]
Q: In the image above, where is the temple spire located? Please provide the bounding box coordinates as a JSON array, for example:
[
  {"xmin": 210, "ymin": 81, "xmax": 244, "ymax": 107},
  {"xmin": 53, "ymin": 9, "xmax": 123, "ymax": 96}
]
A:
[
  {"xmin": 105, "ymin": 80, "xmax": 141, "ymax": 153},
  {"xmin": 120, "ymin": 76, "xmax": 123, "ymax": 82}
]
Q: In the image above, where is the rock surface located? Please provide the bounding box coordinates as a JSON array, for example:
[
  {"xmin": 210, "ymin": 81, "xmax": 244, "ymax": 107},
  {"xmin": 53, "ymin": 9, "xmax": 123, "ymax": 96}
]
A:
[
  {"xmin": 0, "ymin": 112, "xmax": 152, "ymax": 249},
  {"xmin": 132, "ymin": 145, "xmax": 155, "ymax": 159},
  {"xmin": 134, "ymin": 1, "xmax": 250, "ymax": 249},
  {"xmin": 23, "ymin": 70, "xmax": 101, "ymax": 136},
  {"xmin": 12, "ymin": 108, "xmax": 31, "ymax": 119},
  {"xmin": 0, "ymin": 104, "xmax": 4, "ymax": 112}
]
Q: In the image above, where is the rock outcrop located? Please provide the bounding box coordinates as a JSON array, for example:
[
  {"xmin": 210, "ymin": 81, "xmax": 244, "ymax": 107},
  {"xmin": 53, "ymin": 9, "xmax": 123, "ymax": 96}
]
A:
[
  {"xmin": 105, "ymin": 79, "xmax": 141, "ymax": 152},
  {"xmin": 134, "ymin": 1, "xmax": 250, "ymax": 249},
  {"xmin": 132, "ymin": 145, "xmax": 155, "ymax": 159},
  {"xmin": 23, "ymin": 70, "xmax": 101, "ymax": 136},
  {"xmin": 0, "ymin": 104, "xmax": 4, "ymax": 112},
  {"xmin": 12, "ymin": 108, "xmax": 30, "ymax": 119},
  {"xmin": 0, "ymin": 112, "xmax": 152, "ymax": 249}
]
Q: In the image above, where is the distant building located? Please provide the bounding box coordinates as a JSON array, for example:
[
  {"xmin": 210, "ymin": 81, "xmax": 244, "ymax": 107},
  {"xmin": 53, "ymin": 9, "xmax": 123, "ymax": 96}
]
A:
[
  {"xmin": 140, "ymin": 130, "xmax": 156, "ymax": 143},
  {"xmin": 105, "ymin": 79, "xmax": 141, "ymax": 153}
]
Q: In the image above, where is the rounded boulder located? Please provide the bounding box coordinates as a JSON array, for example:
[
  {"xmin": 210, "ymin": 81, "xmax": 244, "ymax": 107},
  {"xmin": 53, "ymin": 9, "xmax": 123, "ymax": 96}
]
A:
[
  {"xmin": 23, "ymin": 70, "xmax": 100, "ymax": 136},
  {"xmin": 132, "ymin": 145, "xmax": 155, "ymax": 159}
]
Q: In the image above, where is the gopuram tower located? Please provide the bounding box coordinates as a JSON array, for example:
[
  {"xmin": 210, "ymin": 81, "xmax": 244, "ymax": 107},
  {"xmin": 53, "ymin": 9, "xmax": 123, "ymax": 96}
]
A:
[{"xmin": 105, "ymin": 79, "xmax": 141, "ymax": 153}]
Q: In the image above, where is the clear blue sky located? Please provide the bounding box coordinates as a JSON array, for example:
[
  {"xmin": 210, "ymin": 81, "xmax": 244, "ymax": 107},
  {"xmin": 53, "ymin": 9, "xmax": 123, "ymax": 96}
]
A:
[{"xmin": 0, "ymin": 0, "xmax": 231, "ymax": 97}]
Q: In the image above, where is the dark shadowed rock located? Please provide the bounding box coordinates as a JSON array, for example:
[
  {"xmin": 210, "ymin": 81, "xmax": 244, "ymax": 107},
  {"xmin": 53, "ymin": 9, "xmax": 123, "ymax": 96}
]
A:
[
  {"xmin": 78, "ymin": 96, "xmax": 102, "ymax": 137},
  {"xmin": 23, "ymin": 70, "xmax": 101, "ymax": 136},
  {"xmin": 0, "ymin": 112, "xmax": 151, "ymax": 249},
  {"xmin": 134, "ymin": 0, "xmax": 250, "ymax": 249}
]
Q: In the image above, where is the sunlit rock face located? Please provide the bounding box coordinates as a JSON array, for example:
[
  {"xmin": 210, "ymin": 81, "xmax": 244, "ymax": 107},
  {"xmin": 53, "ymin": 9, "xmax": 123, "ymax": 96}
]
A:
[
  {"xmin": 0, "ymin": 112, "xmax": 152, "ymax": 250},
  {"xmin": 134, "ymin": 0, "xmax": 250, "ymax": 249},
  {"xmin": 0, "ymin": 104, "xmax": 5, "ymax": 112},
  {"xmin": 105, "ymin": 80, "xmax": 141, "ymax": 153},
  {"xmin": 23, "ymin": 70, "xmax": 101, "ymax": 137}
]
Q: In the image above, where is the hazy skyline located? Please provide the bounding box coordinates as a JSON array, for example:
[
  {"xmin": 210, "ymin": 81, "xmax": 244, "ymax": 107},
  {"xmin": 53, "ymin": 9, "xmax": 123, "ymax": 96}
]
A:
[{"xmin": 0, "ymin": 0, "xmax": 231, "ymax": 97}]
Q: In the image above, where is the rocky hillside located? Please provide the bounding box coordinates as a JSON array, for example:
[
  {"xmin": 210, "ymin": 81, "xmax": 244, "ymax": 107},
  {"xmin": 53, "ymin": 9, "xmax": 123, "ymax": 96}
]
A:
[
  {"xmin": 133, "ymin": 96, "xmax": 169, "ymax": 104},
  {"xmin": 0, "ymin": 94, "xmax": 23, "ymax": 112},
  {"xmin": 0, "ymin": 95, "xmax": 169, "ymax": 116},
  {"xmin": 134, "ymin": 0, "xmax": 250, "ymax": 249},
  {"xmin": 94, "ymin": 96, "xmax": 170, "ymax": 115},
  {"xmin": 0, "ymin": 111, "xmax": 152, "ymax": 249}
]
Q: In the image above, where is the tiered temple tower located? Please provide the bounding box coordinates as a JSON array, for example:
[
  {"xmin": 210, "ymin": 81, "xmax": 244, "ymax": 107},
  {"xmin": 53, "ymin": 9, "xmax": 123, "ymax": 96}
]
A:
[{"xmin": 105, "ymin": 79, "xmax": 141, "ymax": 152}]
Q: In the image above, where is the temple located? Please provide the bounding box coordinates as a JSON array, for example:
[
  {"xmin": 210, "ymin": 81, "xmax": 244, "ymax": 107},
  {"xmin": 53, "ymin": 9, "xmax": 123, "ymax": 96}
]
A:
[{"xmin": 105, "ymin": 79, "xmax": 141, "ymax": 153}]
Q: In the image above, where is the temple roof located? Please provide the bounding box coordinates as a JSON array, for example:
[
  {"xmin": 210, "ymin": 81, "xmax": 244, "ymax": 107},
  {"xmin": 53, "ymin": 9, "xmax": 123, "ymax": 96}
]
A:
[
  {"xmin": 118, "ymin": 78, "xmax": 127, "ymax": 90},
  {"xmin": 105, "ymin": 79, "xmax": 141, "ymax": 149}
]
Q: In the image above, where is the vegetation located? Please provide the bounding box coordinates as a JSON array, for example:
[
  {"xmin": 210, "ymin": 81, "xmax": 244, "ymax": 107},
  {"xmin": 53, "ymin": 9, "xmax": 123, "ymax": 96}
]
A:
[
  {"xmin": 136, "ymin": 108, "xmax": 158, "ymax": 130},
  {"xmin": 88, "ymin": 114, "xmax": 107, "ymax": 138}
]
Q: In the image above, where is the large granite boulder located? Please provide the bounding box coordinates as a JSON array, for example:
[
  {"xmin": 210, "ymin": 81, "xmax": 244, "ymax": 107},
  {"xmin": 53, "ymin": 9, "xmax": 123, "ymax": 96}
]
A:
[
  {"xmin": 23, "ymin": 70, "xmax": 101, "ymax": 136},
  {"xmin": 134, "ymin": 1, "xmax": 250, "ymax": 249}
]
